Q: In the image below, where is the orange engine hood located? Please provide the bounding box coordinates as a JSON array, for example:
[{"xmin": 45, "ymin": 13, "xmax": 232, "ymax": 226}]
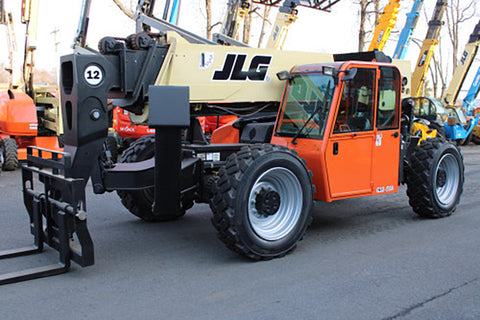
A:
[{"xmin": 0, "ymin": 90, "xmax": 38, "ymax": 136}]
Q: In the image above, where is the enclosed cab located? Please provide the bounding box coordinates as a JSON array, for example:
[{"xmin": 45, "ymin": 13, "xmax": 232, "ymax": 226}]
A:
[
  {"xmin": 271, "ymin": 61, "xmax": 403, "ymax": 201},
  {"xmin": 208, "ymin": 59, "xmax": 463, "ymax": 260}
]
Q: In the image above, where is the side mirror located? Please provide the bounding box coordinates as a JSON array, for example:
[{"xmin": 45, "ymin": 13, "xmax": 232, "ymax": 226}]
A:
[
  {"xmin": 277, "ymin": 70, "xmax": 292, "ymax": 81},
  {"xmin": 341, "ymin": 68, "xmax": 357, "ymax": 82}
]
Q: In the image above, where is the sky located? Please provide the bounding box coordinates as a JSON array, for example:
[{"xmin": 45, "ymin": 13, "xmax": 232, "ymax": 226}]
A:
[{"xmin": 1, "ymin": 0, "xmax": 479, "ymax": 100}]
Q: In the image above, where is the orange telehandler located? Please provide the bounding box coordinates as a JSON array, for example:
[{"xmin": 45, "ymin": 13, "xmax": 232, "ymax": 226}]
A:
[{"xmin": 0, "ymin": 11, "xmax": 464, "ymax": 284}]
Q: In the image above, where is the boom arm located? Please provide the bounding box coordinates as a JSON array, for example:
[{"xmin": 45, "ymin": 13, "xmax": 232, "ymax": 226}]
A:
[
  {"xmin": 21, "ymin": 0, "xmax": 40, "ymax": 97},
  {"xmin": 392, "ymin": 0, "xmax": 423, "ymax": 59},
  {"xmin": 462, "ymin": 66, "xmax": 480, "ymax": 115},
  {"xmin": 264, "ymin": 0, "xmax": 341, "ymax": 50},
  {"xmin": 411, "ymin": 0, "xmax": 447, "ymax": 98},
  {"xmin": 73, "ymin": 0, "xmax": 91, "ymax": 49},
  {"xmin": 367, "ymin": 0, "xmax": 400, "ymax": 52},
  {"xmin": 1, "ymin": 6, "xmax": 19, "ymax": 89},
  {"xmin": 442, "ymin": 19, "xmax": 480, "ymax": 106},
  {"xmin": 221, "ymin": 0, "xmax": 250, "ymax": 39},
  {"xmin": 161, "ymin": 0, "xmax": 181, "ymax": 24},
  {"xmin": 265, "ymin": 0, "xmax": 298, "ymax": 50}
]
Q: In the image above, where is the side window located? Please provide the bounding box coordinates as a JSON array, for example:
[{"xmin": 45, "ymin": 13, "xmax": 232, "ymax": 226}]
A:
[
  {"xmin": 377, "ymin": 66, "xmax": 400, "ymax": 129},
  {"xmin": 413, "ymin": 98, "xmax": 431, "ymax": 117},
  {"xmin": 333, "ymin": 68, "xmax": 375, "ymax": 133}
]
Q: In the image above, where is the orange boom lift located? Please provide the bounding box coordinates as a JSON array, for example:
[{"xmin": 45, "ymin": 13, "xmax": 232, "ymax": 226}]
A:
[{"xmin": 0, "ymin": 0, "xmax": 62, "ymax": 171}]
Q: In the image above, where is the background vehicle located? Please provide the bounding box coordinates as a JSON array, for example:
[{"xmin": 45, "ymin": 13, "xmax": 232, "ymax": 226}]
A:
[
  {"xmin": 411, "ymin": 0, "xmax": 447, "ymax": 98},
  {"xmin": 392, "ymin": 0, "xmax": 423, "ymax": 60},
  {"xmin": 0, "ymin": 0, "xmax": 62, "ymax": 171},
  {"xmin": 438, "ymin": 19, "xmax": 480, "ymax": 144},
  {"xmin": 367, "ymin": 0, "xmax": 400, "ymax": 52},
  {"xmin": 409, "ymin": 96, "xmax": 478, "ymax": 145}
]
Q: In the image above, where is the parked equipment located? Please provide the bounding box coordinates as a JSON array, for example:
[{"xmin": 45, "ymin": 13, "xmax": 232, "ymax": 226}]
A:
[
  {"xmin": 409, "ymin": 95, "xmax": 479, "ymax": 145},
  {"xmin": 0, "ymin": 9, "xmax": 464, "ymax": 284},
  {"xmin": 411, "ymin": 0, "xmax": 447, "ymax": 97},
  {"xmin": 462, "ymin": 66, "xmax": 480, "ymax": 116},
  {"xmin": 462, "ymin": 67, "xmax": 480, "ymax": 144},
  {"xmin": 217, "ymin": 0, "xmax": 251, "ymax": 43},
  {"xmin": 442, "ymin": 19, "xmax": 480, "ymax": 107},
  {"xmin": 367, "ymin": 0, "xmax": 400, "ymax": 52},
  {"xmin": 392, "ymin": 0, "xmax": 423, "ymax": 59},
  {"xmin": 0, "ymin": 0, "xmax": 62, "ymax": 171},
  {"xmin": 439, "ymin": 19, "xmax": 480, "ymax": 144}
]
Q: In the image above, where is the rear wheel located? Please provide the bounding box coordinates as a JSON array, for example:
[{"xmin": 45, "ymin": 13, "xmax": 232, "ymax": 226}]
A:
[
  {"xmin": 104, "ymin": 136, "xmax": 119, "ymax": 163},
  {"xmin": 405, "ymin": 138, "xmax": 464, "ymax": 218},
  {"xmin": 210, "ymin": 144, "xmax": 313, "ymax": 260},
  {"xmin": 117, "ymin": 135, "xmax": 188, "ymax": 221},
  {"xmin": 472, "ymin": 134, "xmax": 480, "ymax": 145},
  {"xmin": 0, "ymin": 138, "xmax": 18, "ymax": 171}
]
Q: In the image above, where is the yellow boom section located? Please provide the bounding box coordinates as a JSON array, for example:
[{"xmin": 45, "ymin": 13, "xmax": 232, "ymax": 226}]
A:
[
  {"xmin": 411, "ymin": 0, "xmax": 447, "ymax": 97},
  {"xmin": 368, "ymin": 0, "xmax": 400, "ymax": 51},
  {"xmin": 265, "ymin": 8, "xmax": 298, "ymax": 50},
  {"xmin": 442, "ymin": 19, "xmax": 480, "ymax": 106}
]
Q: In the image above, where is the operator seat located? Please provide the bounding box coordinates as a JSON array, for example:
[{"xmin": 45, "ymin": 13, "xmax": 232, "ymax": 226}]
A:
[{"xmin": 347, "ymin": 116, "xmax": 369, "ymax": 131}]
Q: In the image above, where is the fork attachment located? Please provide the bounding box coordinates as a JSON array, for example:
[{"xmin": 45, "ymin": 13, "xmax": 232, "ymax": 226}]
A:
[{"xmin": 0, "ymin": 147, "xmax": 94, "ymax": 285}]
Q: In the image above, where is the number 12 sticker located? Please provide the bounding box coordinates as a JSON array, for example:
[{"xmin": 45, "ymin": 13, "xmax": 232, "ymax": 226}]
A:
[{"xmin": 84, "ymin": 65, "xmax": 103, "ymax": 86}]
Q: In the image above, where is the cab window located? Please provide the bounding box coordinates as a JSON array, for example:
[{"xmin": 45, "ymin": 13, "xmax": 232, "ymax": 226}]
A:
[
  {"xmin": 333, "ymin": 68, "xmax": 375, "ymax": 133},
  {"xmin": 276, "ymin": 73, "xmax": 335, "ymax": 140},
  {"xmin": 376, "ymin": 66, "xmax": 400, "ymax": 129}
]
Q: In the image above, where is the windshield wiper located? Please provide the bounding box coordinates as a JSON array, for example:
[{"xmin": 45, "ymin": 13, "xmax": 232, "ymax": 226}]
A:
[
  {"xmin": 291, "ymin": 80, "xmax": 331, "ymax": 145},
  {"xmin": 291, "ymin": 105, "xmax": 318, "ymax": 145}
]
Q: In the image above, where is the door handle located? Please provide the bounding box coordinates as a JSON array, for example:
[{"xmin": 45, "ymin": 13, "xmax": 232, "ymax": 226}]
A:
[
  {"xmin": 333, "ymin": 142, "xmax": 338, "ymax": 155},
  {"xmin": 392, "ymin": 132, "xmax": 399, "ymax": 138}
]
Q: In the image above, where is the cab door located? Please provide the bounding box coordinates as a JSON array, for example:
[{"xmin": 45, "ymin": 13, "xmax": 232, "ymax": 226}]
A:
[
  {"xmin": 371, "ymin": 66, "xmax": 401, "ymax": 194},
  {"xmin": 325, "ymin": 68, "xmax": 376, "ymax": 199}
]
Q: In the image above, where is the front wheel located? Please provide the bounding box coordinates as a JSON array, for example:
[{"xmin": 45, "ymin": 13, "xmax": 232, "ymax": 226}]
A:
[
  {"xmin": 210, "ymin": 144, "xmax": 314, "ymax": 260},
  {"xmin": 405, "ymin": 138, "xmax": 464, "ymax": 218},
  {"xmin": 0, "ymin": 138, "xmax": 18, "ymax": 171}
]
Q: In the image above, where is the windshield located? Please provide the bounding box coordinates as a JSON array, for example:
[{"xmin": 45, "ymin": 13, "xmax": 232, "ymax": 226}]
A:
[
  {"xmin": 412, "ymin": 97, "xmax": 448, "ymax": 122},
  {"xmin": 276, "ymin": 73, "xmax": 335, "ymax": 140},
  {"xmin": 446, "ymin": 106, "xmax": 467, "ymax": 123}
]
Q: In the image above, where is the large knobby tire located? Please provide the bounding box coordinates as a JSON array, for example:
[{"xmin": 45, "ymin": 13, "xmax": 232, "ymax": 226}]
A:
[
  {"xmin": 210, "ymin": 144, "xmax": 314, "ymax": 260},
  {"xmin": 116, "ymin": 135, "xmax": 188, "ymax": 222},
  {"xmin": 0, "ymin": 138, "xmax": 19, "ymax": 171},
  {"xmin": 472, "ymin": 134, "xmax": 480, "ymax": 145},
  {"xmin": 405, "ymin": 138, "xmax": 464, "ymax": 218}
]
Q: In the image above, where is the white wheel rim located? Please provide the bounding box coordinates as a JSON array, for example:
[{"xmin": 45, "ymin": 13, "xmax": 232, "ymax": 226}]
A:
[{"xmin": 248, "ymin": 167, "xmax": 303, "ymax": 241}]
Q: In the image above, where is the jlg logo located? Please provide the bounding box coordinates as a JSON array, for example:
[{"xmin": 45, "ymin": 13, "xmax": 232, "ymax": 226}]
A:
[
  {"xmin": 212, "ymin": 54, "xmax": 272, "ymax": 81},
  {"xmin": 460, "ymin": 50, "xmax": 468, "ymax": 65}
]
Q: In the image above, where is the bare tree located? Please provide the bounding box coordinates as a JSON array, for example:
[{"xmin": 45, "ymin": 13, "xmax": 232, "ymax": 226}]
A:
[
  {"xmin": 257, "ymin": 5, "xmax": 271, "ymax": 48},
  {"xmin": 358, "ymin": 0, "xmax": 382, "ymax": 51},
  {"xmin": 205, "ymin": 0, "xmax": 212, "ymax": 40},
  {"xmin": 243, "ymin": 6, "xmax": 253, "ymax": 44},
  {"xmin": 445, "ymin": 0, "xmax": 476, "ymax": 70}
]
